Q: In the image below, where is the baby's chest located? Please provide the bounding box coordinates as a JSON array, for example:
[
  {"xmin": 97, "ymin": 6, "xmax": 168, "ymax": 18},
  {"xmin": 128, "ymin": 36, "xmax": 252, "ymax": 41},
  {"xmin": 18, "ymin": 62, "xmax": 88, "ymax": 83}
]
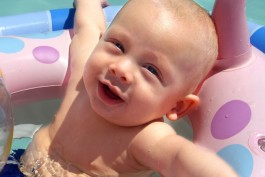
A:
[
  {"xmin": 63, "ymin": 136, "xmax": 141, "ymax": 175},
  {"xmin": 78, "ymin": 146, "xmax": 146, "ymax": 176}
]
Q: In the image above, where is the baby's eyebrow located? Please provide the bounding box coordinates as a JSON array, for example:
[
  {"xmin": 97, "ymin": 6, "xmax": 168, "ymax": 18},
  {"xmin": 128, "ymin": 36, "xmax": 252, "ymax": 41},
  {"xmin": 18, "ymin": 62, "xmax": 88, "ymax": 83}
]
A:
[
  {"xmin": 107, "ymin": 26, "xmax": 131, "ymax": 47},
  {"xmin": 143, "ymin": 50, "xmax": 171, "ymax": 83},
  {"xmin": 145, "ymin": 50, "xmax": 168, "ymax": 69}
]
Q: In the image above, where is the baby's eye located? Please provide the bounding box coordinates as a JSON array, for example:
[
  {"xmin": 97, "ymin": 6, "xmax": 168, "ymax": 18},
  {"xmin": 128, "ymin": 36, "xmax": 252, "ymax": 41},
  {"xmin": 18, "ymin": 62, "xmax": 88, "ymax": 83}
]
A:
[
  {"xmin": 143, "ymin": 64, "xmax": 160, "ymax": 78},
  {"xmin": 113, "ymin": 41, "xmax": 124, "ymax": 53}
]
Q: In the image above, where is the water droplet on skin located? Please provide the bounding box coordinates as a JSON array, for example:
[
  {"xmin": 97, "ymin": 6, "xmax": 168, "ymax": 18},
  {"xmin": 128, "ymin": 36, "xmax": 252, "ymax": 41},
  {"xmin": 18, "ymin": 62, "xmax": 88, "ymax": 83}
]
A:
[{"xmin": 206, "ymin": 109, "xmax": 212, "ymax": 115}]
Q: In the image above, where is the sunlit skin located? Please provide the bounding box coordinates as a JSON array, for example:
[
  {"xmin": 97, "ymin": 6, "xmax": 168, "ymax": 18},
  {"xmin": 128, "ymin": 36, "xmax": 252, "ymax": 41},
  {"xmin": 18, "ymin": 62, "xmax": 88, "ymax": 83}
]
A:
[{"xmin": 20, "ymin": 0, "xmax": 238, "ymax": 177}]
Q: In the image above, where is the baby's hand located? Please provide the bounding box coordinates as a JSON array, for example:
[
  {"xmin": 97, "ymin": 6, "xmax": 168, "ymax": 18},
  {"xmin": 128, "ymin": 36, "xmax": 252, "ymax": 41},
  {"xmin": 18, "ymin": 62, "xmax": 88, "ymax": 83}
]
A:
[
  {"xmin": 73, "ymin": 0, "xmax": 109, "ymax": 8},
  {"xmin": 100, "ymin": 0, "xmax": 109, "ymax": 8}
]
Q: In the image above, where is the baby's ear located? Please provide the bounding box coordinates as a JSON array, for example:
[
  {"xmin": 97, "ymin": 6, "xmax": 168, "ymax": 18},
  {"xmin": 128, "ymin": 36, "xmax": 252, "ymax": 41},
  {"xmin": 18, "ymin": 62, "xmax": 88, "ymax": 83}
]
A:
[{"xmin": 166, "ymin": 94, "xmax": 200, "ymax": 121}]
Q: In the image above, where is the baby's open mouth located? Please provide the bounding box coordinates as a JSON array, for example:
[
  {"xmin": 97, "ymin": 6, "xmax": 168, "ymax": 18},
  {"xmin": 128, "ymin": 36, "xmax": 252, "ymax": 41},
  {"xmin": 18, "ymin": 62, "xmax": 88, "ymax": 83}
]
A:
[
  {"xmin": 102, "ymin": 84, "xmax": 121, "ymax": 100},
  {"xmin": 98, "ymin": 81, "xmax": 124, "ymax": 105}
]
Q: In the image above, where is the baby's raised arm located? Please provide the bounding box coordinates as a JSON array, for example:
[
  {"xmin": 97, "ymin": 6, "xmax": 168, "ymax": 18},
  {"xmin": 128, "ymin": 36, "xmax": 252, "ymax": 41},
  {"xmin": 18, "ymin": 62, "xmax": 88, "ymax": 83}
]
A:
[
  {"xmin": 57, "ymin": 0, "xmax": 106, "ymax": 117},
  {"xmin": 69, "ymin": 0, "xmax": 106, "ymax": 87},
  {"xmin": 158, "ymin": 135, "xmax": 238, "ymax": 176},
  {"xmin": 131, "ymin": 123, "xmax": 238, "ymax": 177}
]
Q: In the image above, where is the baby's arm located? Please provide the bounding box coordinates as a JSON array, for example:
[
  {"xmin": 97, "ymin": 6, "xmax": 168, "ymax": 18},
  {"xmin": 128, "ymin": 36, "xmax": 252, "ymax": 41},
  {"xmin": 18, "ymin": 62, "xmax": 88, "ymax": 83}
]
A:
[
  {"xmin": 69, "ymin": 0, "xmax": 106, "ymax": 86},
  {"xmin": 56, "ymin": 0, "xmax": 106, "ymax": 117},
  {"xmin": 131, "ymin": 123, "xmax": 238, "ymax": 177}
]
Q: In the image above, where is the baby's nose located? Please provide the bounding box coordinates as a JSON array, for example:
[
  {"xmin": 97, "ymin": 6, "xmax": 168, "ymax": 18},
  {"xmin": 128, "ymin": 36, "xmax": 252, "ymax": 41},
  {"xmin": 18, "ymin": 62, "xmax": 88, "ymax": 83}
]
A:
[{"xmin": 109, "ymin": 61, "xmax": 134, "ymax": 84}]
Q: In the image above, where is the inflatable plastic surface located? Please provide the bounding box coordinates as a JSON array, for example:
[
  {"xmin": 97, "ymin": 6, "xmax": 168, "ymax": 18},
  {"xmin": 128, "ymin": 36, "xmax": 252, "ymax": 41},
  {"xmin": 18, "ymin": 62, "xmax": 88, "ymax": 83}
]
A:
[
  {"xmin": 189, "ymin": 0, "xmax": 265, "ymax": 176},
  {"xmin": 0, "ymin": 6, "xmax": 121, "ymax": 36},
  {"xmin": 0, "ymin": 30, "xmax": 72, "ymax": 104}
]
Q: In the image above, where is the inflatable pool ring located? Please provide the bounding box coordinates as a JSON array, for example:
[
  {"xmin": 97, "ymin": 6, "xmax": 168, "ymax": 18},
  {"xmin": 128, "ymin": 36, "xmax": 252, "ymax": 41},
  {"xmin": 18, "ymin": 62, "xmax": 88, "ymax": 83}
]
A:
[
  {"xmin": 0, "ymin": 30, "xmax": 72, "ymax": 104},
  {"xmin": 0, "ymin": 6, "xmax": 121, "ymax": 36},
  {"xmin": 0, "ymin": 71, "xmax": 13, "ymax": 172},
  {"xmin": 188, "ymin": 0, "xmax": 265, "ymax": 176},
  {"xmin": 0, "ymin": 1, "xmax": 265, "ymax": 176}
]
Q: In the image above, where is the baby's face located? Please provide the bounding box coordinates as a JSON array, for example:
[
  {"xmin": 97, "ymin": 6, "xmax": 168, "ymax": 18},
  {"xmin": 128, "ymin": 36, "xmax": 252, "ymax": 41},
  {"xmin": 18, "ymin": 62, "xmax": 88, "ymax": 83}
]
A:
[{"xmin": 83, "ymin": 0, "xmax": 198, "ymax": 126}]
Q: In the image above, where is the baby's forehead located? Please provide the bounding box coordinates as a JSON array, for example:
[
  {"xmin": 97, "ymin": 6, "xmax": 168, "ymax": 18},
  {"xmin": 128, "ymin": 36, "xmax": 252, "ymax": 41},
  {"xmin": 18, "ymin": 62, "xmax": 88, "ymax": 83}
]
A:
[
  {"xmin": 110, "ymin": 0, "xmax": 212, "ymax": 58},
  {"xmin": 116, "ymin": 0, "xmax": 174, "ymax": 20}
]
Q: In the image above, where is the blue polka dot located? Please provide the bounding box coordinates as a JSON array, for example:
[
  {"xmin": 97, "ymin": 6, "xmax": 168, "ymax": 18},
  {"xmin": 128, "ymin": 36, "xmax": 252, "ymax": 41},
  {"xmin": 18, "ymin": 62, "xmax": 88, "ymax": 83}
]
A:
[
  {"xmin": 0, "ymin": 38, "xmax": 24, "ymax": 53},
  {"xmin": 18, "ymin": 30, "xmax": 64, "ymax": 39},
  {"xmin": 217, "ymin": 144, "xmax": 253, "ymax": 177}
]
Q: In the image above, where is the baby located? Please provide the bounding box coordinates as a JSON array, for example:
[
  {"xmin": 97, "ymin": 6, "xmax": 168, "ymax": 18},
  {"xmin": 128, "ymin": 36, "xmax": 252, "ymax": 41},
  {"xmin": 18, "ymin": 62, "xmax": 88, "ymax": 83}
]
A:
[{"xmin": 20, "ymin": 0, "xmax": 238, "ymax": 176}]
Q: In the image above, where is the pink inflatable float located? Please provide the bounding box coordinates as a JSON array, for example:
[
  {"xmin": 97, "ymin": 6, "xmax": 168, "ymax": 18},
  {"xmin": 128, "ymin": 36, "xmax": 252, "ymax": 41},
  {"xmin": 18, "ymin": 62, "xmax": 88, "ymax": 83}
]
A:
[
  {"xmin": 189, "ymin": 0, "xmax": 265, "ymax": 177},
  {"xmin": 0, "ymin": 30, "xmax": 72, "ymax": 104},
  {"xmin": 0, "ymin": 0, "xmax": 265, "ymax": 176}
]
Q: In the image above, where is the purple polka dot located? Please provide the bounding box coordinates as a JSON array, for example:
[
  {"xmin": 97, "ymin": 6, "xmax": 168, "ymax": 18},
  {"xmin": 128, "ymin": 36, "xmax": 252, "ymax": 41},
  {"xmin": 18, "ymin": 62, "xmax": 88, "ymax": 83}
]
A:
[
  {"xmin": 211, "ymin": 100, "xmax": 251, "ymax": 139},
  {"xmin": 33, "ymin": 46, "xmax": 60, "ymax": 64}
]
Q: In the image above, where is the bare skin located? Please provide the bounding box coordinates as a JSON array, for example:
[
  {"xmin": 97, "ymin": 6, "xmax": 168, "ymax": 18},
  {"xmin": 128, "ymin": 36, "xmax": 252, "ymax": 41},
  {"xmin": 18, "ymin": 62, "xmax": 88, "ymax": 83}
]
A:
[{"xmin": 20, "ymin": 0, "xmax": 238, "ymax": 176}]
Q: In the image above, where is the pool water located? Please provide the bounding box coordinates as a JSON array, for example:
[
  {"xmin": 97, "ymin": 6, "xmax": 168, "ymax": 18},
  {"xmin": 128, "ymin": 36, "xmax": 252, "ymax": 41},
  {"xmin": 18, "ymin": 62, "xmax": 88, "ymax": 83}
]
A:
[
  {"xmin": 196, "ymin": 0, "xmax": 265, "ymax": 25},
  {"xmin": 1, "ymin": 0, "xmax": 264, "ymax": 25},
  {"xmin": 0, "ymin": 0, "xmax": 127, "ymax": 16}
]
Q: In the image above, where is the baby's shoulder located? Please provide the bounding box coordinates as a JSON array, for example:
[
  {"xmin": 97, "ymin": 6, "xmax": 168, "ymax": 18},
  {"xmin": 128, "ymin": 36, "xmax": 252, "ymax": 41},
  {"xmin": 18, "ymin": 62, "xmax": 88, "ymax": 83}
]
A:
[
  {"xmin": 143, "ymin": 120, "xmax": 176, "ymax": 136},
  {"xmin": 127, "ymin": 121, "xmax": 178, "ymax": 169},
  {"xmin": 131, "ymin": 121, "xmax": 176, "ymax": 147}
]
